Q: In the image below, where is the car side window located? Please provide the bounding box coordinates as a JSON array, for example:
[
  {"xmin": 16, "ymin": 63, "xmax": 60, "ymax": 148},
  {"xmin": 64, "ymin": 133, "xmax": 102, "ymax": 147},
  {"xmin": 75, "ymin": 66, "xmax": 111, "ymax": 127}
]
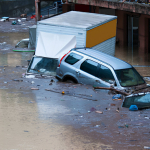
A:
[
  {"xmin": 65, "ymin": 53, "xmax": 83, "ymax": 65},
  {"xmin": 97, "ymin": 65, "xmax": 115, "ymax": 82},
  {"xmin": 80, "ymin": 59, "xmax": 98, "ymax": 76}
]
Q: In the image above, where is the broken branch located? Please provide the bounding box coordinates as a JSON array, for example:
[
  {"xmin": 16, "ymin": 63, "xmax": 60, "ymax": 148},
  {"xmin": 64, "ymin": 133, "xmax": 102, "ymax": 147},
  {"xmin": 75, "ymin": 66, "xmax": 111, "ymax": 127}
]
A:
[{"xmin": 94, "ymin": 87, "xmax": 129, "ymax": 96}]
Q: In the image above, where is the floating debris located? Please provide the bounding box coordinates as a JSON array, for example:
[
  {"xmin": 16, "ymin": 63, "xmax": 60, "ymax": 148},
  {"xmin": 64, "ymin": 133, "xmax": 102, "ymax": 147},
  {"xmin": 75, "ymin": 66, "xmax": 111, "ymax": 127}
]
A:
[
  {"xmin": 31, "ymin": 88, "xmax": 39, "ymax": 90},
  {"xmin": 95, "ymin": 111, "xmax": 103, "ymax": 114}
]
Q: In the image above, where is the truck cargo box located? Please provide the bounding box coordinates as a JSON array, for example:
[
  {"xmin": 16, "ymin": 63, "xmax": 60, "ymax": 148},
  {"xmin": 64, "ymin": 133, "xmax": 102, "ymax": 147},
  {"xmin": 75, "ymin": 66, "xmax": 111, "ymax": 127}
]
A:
[{"xmin": 36, "ymin": 11, "xmax": 117, "ymax": 56}]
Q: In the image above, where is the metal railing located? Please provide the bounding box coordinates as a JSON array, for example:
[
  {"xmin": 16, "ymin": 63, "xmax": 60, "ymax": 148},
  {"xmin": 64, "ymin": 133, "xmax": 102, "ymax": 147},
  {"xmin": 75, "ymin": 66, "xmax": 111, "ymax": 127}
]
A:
[{"xmin": 40, "ymin": 3, "xmax": 62, "ymax": 18}]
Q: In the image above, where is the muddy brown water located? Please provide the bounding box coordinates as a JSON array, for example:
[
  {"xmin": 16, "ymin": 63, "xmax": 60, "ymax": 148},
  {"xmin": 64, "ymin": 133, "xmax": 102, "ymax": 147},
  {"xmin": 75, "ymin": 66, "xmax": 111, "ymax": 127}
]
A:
[
  {"xmin": 0, "ymin": 32, "xmax": 29, "ymax": 46},
  {"xmin": 115, "ymin": 46, "xmax": 150, "ymax": 77},
  {"xmin": 0, "ymin": 32, "xmax": 150, "ymax": 149}
]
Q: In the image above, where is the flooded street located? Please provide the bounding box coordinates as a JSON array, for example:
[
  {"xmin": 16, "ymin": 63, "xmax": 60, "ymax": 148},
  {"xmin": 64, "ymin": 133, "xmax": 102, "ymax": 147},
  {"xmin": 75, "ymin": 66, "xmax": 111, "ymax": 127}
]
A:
[
  {"xmin": 115, "ymin": 45, "xmax": 150, "ymax": 77},
  {"xmin": 0, "ymin": 32, "xmax": 150, "ymax": 150},
  {"xmin": 0, "ymin": 88, "xmax": 113, "ymax": 150}
]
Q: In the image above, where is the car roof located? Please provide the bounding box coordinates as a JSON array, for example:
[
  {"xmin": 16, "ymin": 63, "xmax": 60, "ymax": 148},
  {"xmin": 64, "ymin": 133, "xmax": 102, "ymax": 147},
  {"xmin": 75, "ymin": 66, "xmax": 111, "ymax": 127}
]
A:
[{"xmin": 74, "ymin": 48, "xmax": 132, "ymax": 70}]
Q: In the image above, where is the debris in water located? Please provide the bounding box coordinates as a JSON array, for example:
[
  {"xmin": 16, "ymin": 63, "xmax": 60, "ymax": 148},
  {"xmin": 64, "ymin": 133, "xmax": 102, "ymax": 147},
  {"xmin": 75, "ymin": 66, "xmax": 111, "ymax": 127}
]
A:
[
  {"xmin": 31, "ymin": 81, "xmax": 35, "ymax": 84},
  {"xmin": 122, "ymin": 93, "xmax": 150, "ymax": 109},
  {"xmin": 90, "ymin": 107, "xmax": 96, "ymax": 112},
  {"xmin": 92, "ymin": 99, "xmax": 98, "ymax": 101},
  {"xmin": 31, "ymin": 88, "xmax": 39, "ymax": 90},
  {"xmin": 95, "ymin": 111, "xmax": 103, "ymax": 114},
  {"xmin": 111, "ymin": 103, "xmax": 116, "ymax": 106},
  {"xmin": 25, "ymin": 75, "xmax": 35, "ymax": 78},
  {"xmin": 94, "ymin": 87, "xmax": 129, "ymax": 96},
  {"xmin": 129, "ymin": 105, "xmax": 138, "ymax": 111},
  {"xmin": 62, "ymin": 91, "xmax": 65, "ymax": 94},
  {"xmin": 13, "ymin": 79, "xmax": 23, "ymax": 82},
  {"xmin": 145, "ymin": 117, "xmax": 149, "ymax": 119},
  {"xmin": 112, "ymin": 94, "xmax": 122, "ymax": 100},
  {"xmin": 116, "ymin": 109, "xmax": 119, "ymax": 113},
  {"xmin": 1, "ymin": 17, "xmax": 9, "ymax": 22},
  {"xmin": 143, "ymin": 77, "xmax": 150, "ymax": 81},
  {"xmin": 144, "ymin": 146, "xmax": 150, "ymax": 149},
  {"xmin": 51, "ymin": 79, "xmax": 54, "ymax": 82}
]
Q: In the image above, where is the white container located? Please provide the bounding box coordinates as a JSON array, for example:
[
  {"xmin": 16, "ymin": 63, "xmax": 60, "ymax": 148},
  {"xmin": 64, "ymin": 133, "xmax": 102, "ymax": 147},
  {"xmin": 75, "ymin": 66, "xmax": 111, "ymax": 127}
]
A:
[{"xmin": 36, "ymin": 11, "xmax": 117, "ymax": 56}]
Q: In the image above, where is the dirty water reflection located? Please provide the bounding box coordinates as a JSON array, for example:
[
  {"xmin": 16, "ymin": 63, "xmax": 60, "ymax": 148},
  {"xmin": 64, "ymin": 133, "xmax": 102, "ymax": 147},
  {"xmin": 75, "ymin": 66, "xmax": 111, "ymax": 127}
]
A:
[
  {"xmin": 115, "ymin": 46, "xmax": 150, "ymax": 77},
  {"xmin": 0, "ymin": 32, "xmax": 29, "ymax": 46},
  {"xmin": 0, "ymin": 89, "xmax": 112, "ymax": 150},
  {"xmin": 0, "ymin": 32, "xmax": 32, "ymax": 66},
  {"xmin": 0, "ymin": 52, "xmax": 33, "ymax": 66}
]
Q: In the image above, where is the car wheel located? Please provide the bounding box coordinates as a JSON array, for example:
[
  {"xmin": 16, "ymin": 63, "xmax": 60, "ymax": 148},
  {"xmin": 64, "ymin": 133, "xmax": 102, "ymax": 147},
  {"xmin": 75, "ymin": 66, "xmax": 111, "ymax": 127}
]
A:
[{"xmin": 66, "ymin": 79, "xmax": 75, "ymax": 83}]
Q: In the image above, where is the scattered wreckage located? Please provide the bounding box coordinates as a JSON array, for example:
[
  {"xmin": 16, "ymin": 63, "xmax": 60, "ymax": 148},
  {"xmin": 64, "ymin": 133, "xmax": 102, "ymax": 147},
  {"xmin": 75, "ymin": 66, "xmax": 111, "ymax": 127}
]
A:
[
  {"xmin": 26, "ymin": 11, "xmax": 118, "ymax": 77},
  {"xmin": 22, "ymin": 11, "xmax": 150, "ymax": 110},
  {"xmin": 26, "ymin": 32, "xmax": 76, "ymax": 76},
  {"xmin": 56, "ymin": 47, "xmax": 146, "ymax": 91}
]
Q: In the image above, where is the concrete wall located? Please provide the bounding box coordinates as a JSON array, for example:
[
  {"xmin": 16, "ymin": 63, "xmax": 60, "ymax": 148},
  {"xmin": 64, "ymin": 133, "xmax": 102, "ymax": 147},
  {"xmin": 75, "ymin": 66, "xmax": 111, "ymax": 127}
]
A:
[
  {"xmin": 138, "ymin": 14, "xmax": 150, "ymax": 51},
  {"xmin": 0, "ymin": 0, "xmax": 35, "ymax": 17},
  {"xmin": 116, "ymin": 10, "xmax": 150, "ymax": 51},
  {"xmin": 69, "ymin": 0, "xmax": 150, "ymax": 15},
  {"xmin": 0, "ymin": 0, "xmax": 52, "ymax": 17},
  {"xmin": 115, "ymin": 10, "xmax": 128, "ymax": 46}
]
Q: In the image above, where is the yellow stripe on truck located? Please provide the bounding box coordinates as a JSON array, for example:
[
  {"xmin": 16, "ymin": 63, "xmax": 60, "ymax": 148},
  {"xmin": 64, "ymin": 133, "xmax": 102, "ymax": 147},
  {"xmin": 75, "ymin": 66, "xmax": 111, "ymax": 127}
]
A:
[{"xmin": 86, "ymin": 19, "xmax": 117, "ymax": 48}]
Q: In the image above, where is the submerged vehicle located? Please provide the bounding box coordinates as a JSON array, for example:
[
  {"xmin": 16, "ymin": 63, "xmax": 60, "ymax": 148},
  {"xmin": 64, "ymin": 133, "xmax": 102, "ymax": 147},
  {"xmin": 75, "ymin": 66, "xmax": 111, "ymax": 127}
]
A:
[
  {"xmin": 27, "ymin": 56, "xmax": 58, "ymax": 76},
  {"xmin": 122, "ymin": 93, "xmax": 150, "ymax": 109},
  {"xmin": 26, "ymin": 32, "xmax": 76, "ymax": 76},
  {"xmin": 15, "ymin": 38, "xmax": 29, "ymax": 48},
  {"xmin": 56, "ymin": 48, "xmax": 145, "ymax": 90}
]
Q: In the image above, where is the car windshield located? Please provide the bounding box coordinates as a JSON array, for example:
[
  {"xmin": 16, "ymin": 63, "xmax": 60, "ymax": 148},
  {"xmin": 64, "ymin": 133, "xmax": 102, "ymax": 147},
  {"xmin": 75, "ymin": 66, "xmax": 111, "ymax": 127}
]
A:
[
  {"xmin": 115, "ymin": 68, "xmax": 145, "ymax": 87},
  {"xmin": 27, "ymin": 57, "xmax": 58, "ymax": 76}
]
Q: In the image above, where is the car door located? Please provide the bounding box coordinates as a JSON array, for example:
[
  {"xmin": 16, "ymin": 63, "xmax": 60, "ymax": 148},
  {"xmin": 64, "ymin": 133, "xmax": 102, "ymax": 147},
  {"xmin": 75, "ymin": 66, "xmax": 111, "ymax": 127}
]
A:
[
  {"xmin": 77, "ymin": 59, "xmax": 115, "ymax": 87},
  {"xmin": 95, "ymin": 64, "xmax": 116, "ymax": 87},
  {"xmin": 76, "ymin": 59, "xmax": 100, "ymax": 86}
]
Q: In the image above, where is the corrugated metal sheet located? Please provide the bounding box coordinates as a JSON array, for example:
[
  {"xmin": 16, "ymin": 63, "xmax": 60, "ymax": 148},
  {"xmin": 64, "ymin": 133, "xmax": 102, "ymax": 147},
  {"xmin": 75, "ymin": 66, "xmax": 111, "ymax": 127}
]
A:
[
  {"xmin": 38, "ymin": 11, "xmax": 117, "ymax": 30},
  {"xmin": 92, "ymin": 37, "xmax": 116, "ymax": 56},
  {"xmin": 36, "ymin": 24, "xmax": 86, "ymax": 48}
]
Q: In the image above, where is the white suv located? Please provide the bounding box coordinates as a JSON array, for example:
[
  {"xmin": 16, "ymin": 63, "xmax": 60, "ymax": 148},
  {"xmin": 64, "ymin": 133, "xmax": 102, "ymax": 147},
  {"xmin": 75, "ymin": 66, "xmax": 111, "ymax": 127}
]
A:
[{"xmin": 56, "ymin": 48, "xmax": 145, "ymax": 90}]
